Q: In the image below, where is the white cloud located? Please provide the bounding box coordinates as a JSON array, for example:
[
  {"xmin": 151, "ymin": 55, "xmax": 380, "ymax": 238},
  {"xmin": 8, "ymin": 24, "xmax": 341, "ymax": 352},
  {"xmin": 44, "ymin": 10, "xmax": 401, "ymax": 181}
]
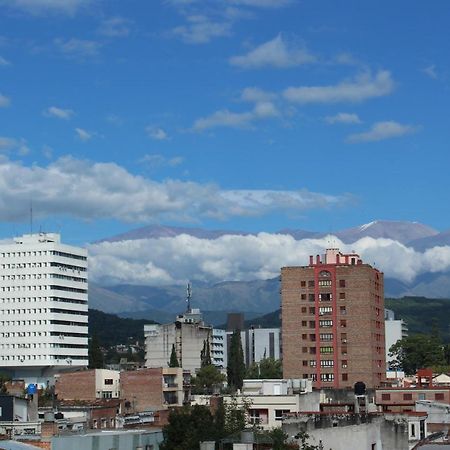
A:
[
  {"xmin": 0, "ymin": 93, "xmax": 10, "ymax": 108},
  {"xmin": 75, "ymin": 128, "xmax": 92, "ymax": 141},
  {"xmin": 423, "ymin": 64, "xmax": 438, "ymax": 80},
  {"xmin": 241, "ymin": 87, "xmax": 277, "ymax": 103},
  {"xmin": 88, "ymin": 233, "xmax": 450, "ymax": 286},
  {"xmin": 146, "ymin": 126, "xmax": 169, "ymax": 141},
  {"xmin": 283, "ymin": 70, "xmax": 394, "ymax": 104},
  {"xmin": 0, "ymin": 156, "xmax": 348, "ymax": 223},
  {"xmin": 0, "ymin": 56, "xmax": 10, "ymax": 66},
  {"xmin": 55, "ymin": 38, "xmax": 102, "ymax": 58},
  {"xmin": 43, "ymin": 106, "xmax": 74, "ymax": 120},
  {"xmin": 347, "ymin": 121, "xmax": 418, "ymax": 143},
  {"xmin": 230, "ymin": 34, "xmax": 316, "ymax": 69},
  {"xmin": 140, "ymin": 154, "xmax": 184, "ymax": 168},
  {"xmin": 325, "ymin": 112, "xmax": 362, "ymax": 125},
  {"xmin": 193, "ymin": 101, "xmax": 279, "ymax": 131},
  {"xmin": 172, "ymin": 15, "xmax": 232, "ymax": 44},
  {"xmin": 0, "ymin": 0, "xmax": 91, "ymax": 15},
  {"xmin": 98, "ymin": 17, "xmax": 132, "ymax": 37},
  {"xmin": 0, "ymin": 137, "xmax": 29, "ymax": 155}
]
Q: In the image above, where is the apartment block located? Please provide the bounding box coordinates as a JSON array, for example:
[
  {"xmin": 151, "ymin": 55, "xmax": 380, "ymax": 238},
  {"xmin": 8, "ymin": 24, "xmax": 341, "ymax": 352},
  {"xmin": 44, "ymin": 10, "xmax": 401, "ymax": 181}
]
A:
[
  {"xmin": 0, "ymin": 233, "xmax": 88, "ymax": 385},
  {"xmin": 241, "ymin": 327, "xmax": 281, "ymax": 367},
  {"xmin": 281, "ymin": 248, "xmax": 385, "ymax": 389}
]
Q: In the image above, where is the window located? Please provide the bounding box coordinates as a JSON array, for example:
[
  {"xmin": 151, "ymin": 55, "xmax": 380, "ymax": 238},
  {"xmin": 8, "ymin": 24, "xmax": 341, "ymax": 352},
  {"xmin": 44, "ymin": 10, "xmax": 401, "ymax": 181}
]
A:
[
  {"xmin": 308, "ymin": 281, "xmax": 315, "ymax": 288},
  {"xmin": 381, "ymin": 393, "xmax": 391, "ymax": 401},
  {"xmin": 342, "ymin": 374, "xmax": 348, "ymax": 381},
  {"xmin": 309, "ymin": 307, "xmax": 315, "ymax": 314},
  {"xmin": 302, "ymin": 347, "xmax": 308, "ymax": 353},
  {"xmin": 418, "ymin": 393, "xmax": 426, "ymax": 400},
  {"xmin": 301, "ymin": 294, "xmax": 306, "ymax": 300},
  {"xmin": 275, "ymin": 410, "xmax": 290, "ymax": 421},
  {"xmin": 301, "ymin": 307, "xmax": 307, "ymax": 313},
  {"xmin": 320, "ymin": 346, "xmax": 333, "ymax": 354},
  {"xmin": 318, "ymin": 280, "xmax": 332, "ymax": 287},
  {"xmin": 319, "ymin": 293, "xmax": 332, "ymax": 302},
  {"xmin": 308, "ymin": 294, "xmax": 315, "ymax": 302},
  {"xmin": 309, "ymin": 360, "xmax": 316, "ymax": 367},
  {"xmin": 320, "ymin": 373, "xmax": 334, "ymax": 382},
  {"xmin": 301, "ymin": 321, "xmax": 307, "ymax": 327},
  {"xmin": 319, "ymin": 306, "xmax": 332, "ymax": 315},
  {"xmin": 302, "ymin": 334, "xmax": 307, "ymax": 339},
  {"xmin": 302, "ymin": 360, "xmax": 308, "ymax": 367},
  {"xmin": 340, "ymin": 320, "xmax": 347, "ymax": 328},
  {"xmin": 342, "ymin": 360, "xmax": 348, "ymax": 368},
  {"xmin": 104, "ymin": 379, "xmax": 114, "ymax": 385},
  {"xmin": 301, "ymin": 281, "xmax": 306, "ymax": 287},
  {"xmin": 340, "ymin": 306, "xmax": 346, "ymax": 315},
  {"xmin": 319, "ymin": 320, "xmax": 333, "ymax": 328},
  {"xmin": 320, "ymin": 360, "xmax": 334, "ymax": 367},
  {"xmin": 435, "ymin": 393, "xmax": 445, "ymax": 401},
  {"xmin": 319, "ymin": 271, "xmax": 331, "ymax": 277},
  {"xmin": 403, "ymin": 393, "xmax": 412, "ymax": 401},
  {"xmin": 319, "ymin": 333, "xmax": 333, "ymax": 341},
  {"xmin": 339, "ymin": 280, "xmax": 346, "ymax": 288}
]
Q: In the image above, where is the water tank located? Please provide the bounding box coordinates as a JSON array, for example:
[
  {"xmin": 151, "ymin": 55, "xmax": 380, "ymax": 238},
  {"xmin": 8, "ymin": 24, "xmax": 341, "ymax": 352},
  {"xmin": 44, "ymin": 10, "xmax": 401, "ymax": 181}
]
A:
[{"xmin": 354, "ymin": 381, "xmax": 366, "ymax": 395}]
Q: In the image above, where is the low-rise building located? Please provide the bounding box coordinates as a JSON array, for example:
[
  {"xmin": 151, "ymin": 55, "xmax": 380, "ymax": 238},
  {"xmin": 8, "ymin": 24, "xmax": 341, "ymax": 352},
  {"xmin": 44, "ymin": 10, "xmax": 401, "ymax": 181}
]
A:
[
  {"xmin": 376, "ymin": 387, "xmax": 450, "ymax": 412},
  {"xmin": 55, "ymin": 369, "xmax": 120, "ymax": 401}
]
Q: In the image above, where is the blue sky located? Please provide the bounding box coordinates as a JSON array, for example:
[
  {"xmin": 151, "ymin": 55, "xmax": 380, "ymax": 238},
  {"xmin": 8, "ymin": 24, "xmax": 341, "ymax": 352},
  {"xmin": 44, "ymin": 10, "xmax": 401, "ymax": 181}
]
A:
[{"xmin": 1, "ymin": 0, "xmax": 449, "ymax": 245}]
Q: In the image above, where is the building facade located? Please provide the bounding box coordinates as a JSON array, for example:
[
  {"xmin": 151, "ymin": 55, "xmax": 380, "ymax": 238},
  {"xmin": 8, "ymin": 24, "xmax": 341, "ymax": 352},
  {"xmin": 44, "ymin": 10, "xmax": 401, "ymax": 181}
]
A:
[
  {"xmin": 241, "ymin": 327, "xmax": 281, "ymax": 367},
  {"xmin": 281, "ymin": 248, "xmax": 386, "ymax": 389},
  {"xmin": 384, "ymin": 309, "xmax": 408, "ymax": 369},
  {"xmin": 0, "ymin": 233, "xmax": 88, "ymax": 385},
  {"xmin": 211, "ymin": 328, "xmax": 227, "ymax": 369},
  {"xmin": 145, "ymin": 309, "xmax": 212, "ymax": 373}
]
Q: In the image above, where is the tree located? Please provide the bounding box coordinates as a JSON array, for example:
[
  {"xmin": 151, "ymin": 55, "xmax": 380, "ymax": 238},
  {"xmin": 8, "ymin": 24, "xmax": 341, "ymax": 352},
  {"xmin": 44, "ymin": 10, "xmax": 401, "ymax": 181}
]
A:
[
  {"xmin": 389, "ymin": 333, "xmax": 446, "ymax": 375},
  {"xmin": 200, "ymin": 339, "xmax": 211, "ymax": 367},
  {"xmin": 168, "ymin": 344, "xmax": 179, "ymax": 368},
  {"xmin": 191, "ymin": 364, "xmax": 226, "ymax": 394},
  {"xmin": 224, "ymin": 395, "xmax": 251, "ymax": 435},
  {"xmin": 161, "ymin": 405, "xmax": 216, "ymax": 450},
  {"xmin": 227, "ymin": 330, "xmax": 245, "ymax": 391},
  {"xmin": 88, "ymin": 334, "xmax": 104, "ymax": 369},
  {"xmin": 246, "ymin": 357, "xmax": 283, "ymax": 379},
  {"xmin": 295, "ymin": 431, "xmax": 323, "ymax": 450},
  {"xmin": 0, "ymin": 373, "xmax": 11, "ymax": 394}
]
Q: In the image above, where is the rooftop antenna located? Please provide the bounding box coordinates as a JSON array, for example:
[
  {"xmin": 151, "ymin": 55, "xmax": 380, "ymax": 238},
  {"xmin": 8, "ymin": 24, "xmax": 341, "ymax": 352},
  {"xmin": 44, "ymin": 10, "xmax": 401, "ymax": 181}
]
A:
[{"xmin": 186, "ymin": 282, "xmax": 192, "ymax": 312}]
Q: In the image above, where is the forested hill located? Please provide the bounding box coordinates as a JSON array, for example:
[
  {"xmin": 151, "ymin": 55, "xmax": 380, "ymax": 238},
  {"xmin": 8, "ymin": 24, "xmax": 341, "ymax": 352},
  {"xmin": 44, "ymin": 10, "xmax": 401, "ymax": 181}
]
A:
[
  {"xmin": 243, "ymin": 297, "xmax": 450, "ymax": 342},
  {"xmin": 88, "ymin": 309, "xmax": 158, "ymax": 347}
]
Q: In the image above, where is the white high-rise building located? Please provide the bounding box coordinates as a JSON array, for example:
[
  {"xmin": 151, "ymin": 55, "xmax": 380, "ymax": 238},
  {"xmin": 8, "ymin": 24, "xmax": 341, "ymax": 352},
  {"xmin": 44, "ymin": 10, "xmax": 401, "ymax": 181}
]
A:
[{"xmin": 0, "ymin": 233, "xmax": 88, "ymax": 385}]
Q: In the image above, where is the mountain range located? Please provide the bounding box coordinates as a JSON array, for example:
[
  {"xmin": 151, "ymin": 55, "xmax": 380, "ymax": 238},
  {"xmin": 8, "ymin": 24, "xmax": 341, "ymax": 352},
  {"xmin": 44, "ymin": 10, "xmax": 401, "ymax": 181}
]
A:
[{"xmin": 89, "ymin": 220, "xmax": 450, "ymax": 322}]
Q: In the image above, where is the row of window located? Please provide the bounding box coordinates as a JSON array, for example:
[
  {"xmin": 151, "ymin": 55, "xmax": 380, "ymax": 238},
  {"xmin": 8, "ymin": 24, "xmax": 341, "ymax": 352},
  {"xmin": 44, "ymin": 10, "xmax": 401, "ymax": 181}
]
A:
[
  {"xmin": 300, "ymin": 280, "xmax": 347, "ymax": 288},
  {"xmin": 304, "ymin": 373, "xmax": 349, "ymax": 382},
  {"xmin": 0, "ymin": 285, "xmax": 87, "ymax": 293},
  {"xmin": 0, "ymin": 250, "xmax": 86, "ymax": 260},
  {"xmin": 381, "ymin": 392, "xmax": 445, "ymax": 401},
  {"xmin": 1, "ymin": 329, "xmax": 88, "ymax": 338},
  {"xmin": 303, "ymin": 359, "xmax": 348, "ymax": 368},
  {"xmin": 0, "ymin": 354, "xmax": 87, "ymax": 361},
  {"xmin": 0, "ymin": 343, "xmax": 87, "ymax": 349},
  {"xmin": 0, "ymin": 296, "xmax": 87, "ymax": 305}
]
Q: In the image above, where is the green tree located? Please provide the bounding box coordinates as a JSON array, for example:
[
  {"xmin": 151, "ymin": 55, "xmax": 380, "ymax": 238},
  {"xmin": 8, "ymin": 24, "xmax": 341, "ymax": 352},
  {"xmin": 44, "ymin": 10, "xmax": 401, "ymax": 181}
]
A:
[
  {"xmin": 389, "ymin": 333, "xmax": 446, "ymax": 375},
  {"xmin": 200, "ymin": 339, "xmax": 212, "ymax": 367},
  {"xmin": 168, "ymin": 344, "xmax": 179, "ymax": 368},
  {"xmin": 224, "ymin": 395, "xmax": 251, "ymax": 435},
  {"xmin": 161, "ymin": 405, "xmax": 216, "ymax": 450},
  {"xmin": 227, "ymin": 330, "xmax": 245, "ymax": 391},
  {"xmin": 88, "ymin": 334, "xmax": 104, "ymax": 369},
  {"xmin": 295, "ymin": 431, "xmax": 323, "ymax": 450},
  {"xmin": 246, "ymin": 357, "xmax": 283, "ymax": 379},
  {"xmin": 192, "ymin": 364, "xmax": 226, "ymax": 393}
]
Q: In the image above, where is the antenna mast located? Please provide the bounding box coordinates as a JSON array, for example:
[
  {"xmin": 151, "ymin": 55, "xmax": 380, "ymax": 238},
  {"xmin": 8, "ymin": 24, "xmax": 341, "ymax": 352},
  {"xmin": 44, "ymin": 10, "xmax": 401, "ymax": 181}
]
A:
[{"xmin": 186, "ymin": 282, "xmax": 192, "ymax": 312}]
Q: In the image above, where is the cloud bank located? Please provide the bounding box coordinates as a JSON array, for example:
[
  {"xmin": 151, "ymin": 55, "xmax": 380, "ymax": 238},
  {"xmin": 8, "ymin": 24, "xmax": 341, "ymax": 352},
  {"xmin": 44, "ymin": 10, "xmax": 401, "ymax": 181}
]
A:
[
  {"xmin": 88, "ymin": 233, "xmax": 450, "ymax": 286},
  {"xmin": 0, "ymin": 156, "xmax": 348, "ymax": 223}
]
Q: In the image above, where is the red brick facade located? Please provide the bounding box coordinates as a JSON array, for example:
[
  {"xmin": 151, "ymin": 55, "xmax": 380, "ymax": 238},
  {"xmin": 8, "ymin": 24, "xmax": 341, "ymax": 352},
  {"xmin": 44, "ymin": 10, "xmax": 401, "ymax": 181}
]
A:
[
  {"xmin": 55, "ymin": 370, "xmax": 96, "ymax": 401},
  {"xmin": 281, "ymin": 249, "xmax": 386, "ymax": 389},
  {"xmin": 120, "ymin": 368, "xmax": 164, "ymax": 413}
]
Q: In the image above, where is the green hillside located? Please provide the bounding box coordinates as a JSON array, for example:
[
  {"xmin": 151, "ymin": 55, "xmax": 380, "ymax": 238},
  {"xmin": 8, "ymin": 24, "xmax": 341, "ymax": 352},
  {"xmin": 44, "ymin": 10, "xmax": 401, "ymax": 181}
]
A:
[{"xmin": 88, "ymin": 309, "xmax": 158, "ymax": 347}]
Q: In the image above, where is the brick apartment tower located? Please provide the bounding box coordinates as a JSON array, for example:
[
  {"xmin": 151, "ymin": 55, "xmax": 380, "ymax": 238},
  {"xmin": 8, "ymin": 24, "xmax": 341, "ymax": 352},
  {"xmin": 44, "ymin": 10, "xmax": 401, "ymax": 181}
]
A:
[{"xmin": 281, "ymin": 248, "xmax": 386, "ymax": 389}]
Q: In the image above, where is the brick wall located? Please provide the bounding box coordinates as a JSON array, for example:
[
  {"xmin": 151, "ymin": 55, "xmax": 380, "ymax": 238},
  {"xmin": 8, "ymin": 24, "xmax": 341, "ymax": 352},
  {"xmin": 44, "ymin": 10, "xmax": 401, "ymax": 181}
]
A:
[
  {"xmin": 55, "ymin": 370, "xmax": 96, "ymax": 401},
  {"xmin": 120, "ymin": 368, "xmax": 164, "ymax": 413},
  {"xmin": 376, "ymin": 388, "xmax": 450, "ymax": 411}
]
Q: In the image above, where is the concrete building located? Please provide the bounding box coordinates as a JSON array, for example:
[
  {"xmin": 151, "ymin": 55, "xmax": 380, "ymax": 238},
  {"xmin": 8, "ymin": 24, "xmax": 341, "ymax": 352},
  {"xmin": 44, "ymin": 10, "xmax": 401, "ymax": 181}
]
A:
[
  {"xmin": 145, "ymin": 309, "xmax": 212, "ymax": 373},
  {"xmin": 281, "ymin": 248, "xmax": 386, "ymax": 389},
  {"xmin": 241, "ymin": 327, "xmax": 280, "ymax": 367},
  {"xmin": 55, "ymin": 369, "xmax": 120, "ymax": 401},
  {"xmin": 211, "ymin": 328, "xmax": 227, "ymax": 369},
  {"xmin": 385, "ymin": 308, "xmax": 408, "ymax": 369},
  {"xmin": 0, "ymin": 233, "xmax": 88, "ymax": 385}
]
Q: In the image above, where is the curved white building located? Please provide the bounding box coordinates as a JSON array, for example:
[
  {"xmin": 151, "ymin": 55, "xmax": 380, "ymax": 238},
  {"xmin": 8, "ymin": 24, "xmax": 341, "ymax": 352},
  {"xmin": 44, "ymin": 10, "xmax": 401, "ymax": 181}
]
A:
[{"xmin": 0, "ymin": 233, "xmax": 88, "ymax": 385}]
